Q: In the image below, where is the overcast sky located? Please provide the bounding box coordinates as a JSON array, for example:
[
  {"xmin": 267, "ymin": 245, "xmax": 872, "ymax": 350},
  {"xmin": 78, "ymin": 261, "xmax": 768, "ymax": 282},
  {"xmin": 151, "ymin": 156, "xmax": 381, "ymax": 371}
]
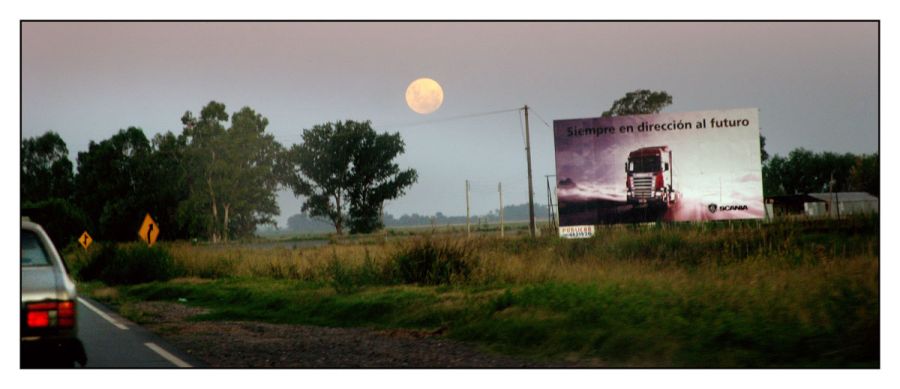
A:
[{"xmin": 21, "ymin": 21, "xmax": 878, "ymax": 226}]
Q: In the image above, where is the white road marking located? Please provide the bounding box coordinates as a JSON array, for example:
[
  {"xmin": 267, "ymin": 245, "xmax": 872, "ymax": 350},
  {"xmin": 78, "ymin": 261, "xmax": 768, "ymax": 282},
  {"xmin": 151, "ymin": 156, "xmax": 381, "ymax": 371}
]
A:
[
  {"xmin": 144, "ymin": 342, "xmax": 192, "ymax": 368},
  {"xmin": 77, "ymin": 297, "xmax": 128, "ymax": 330}
]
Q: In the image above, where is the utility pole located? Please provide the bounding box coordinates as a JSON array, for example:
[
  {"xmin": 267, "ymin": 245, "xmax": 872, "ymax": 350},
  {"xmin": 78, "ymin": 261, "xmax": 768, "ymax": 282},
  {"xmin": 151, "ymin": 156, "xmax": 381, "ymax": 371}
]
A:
[
  {"xmin": 498, "ymin": 182, "xmax": 504, "ymax": 238},
  {"xmin": 380, "ymin": 203, "xmax": 386, "ymax": 240},
  {"xmin": 465, "ymin": 179, "xmax": 471, "ymax": 238},
  {"xmin": 524, "ymin": 105, "xmax": 536, "ymax": 238}
]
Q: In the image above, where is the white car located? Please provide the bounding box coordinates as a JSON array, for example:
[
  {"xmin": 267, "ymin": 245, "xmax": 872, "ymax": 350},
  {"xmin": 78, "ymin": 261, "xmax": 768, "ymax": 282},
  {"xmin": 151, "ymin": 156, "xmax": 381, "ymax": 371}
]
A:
[{"xmin": 21, "ymin": 218, "xmax": 86, "ymax": 367}]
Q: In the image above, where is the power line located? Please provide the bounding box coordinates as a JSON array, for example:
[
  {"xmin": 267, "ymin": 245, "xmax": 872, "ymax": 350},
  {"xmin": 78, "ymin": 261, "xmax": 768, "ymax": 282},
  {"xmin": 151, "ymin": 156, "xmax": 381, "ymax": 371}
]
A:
[
  {"xmin": 381, "ymin": 107, "xmax": 521, "ymax": 129},
  {"xmin": 528, "ymin": 106, "xmax": 552, "ymax": 129}
]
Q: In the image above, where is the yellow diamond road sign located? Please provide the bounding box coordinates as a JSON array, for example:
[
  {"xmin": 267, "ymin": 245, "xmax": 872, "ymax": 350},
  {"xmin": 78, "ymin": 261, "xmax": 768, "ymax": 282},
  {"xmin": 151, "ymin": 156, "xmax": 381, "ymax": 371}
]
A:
[
  {"xmin": 78, "ymin": 231, "xmax": 93, "ymax": 250},
  {"xmin": 138, "ymin": 213, "xmax": 160, "ymax": 246}
]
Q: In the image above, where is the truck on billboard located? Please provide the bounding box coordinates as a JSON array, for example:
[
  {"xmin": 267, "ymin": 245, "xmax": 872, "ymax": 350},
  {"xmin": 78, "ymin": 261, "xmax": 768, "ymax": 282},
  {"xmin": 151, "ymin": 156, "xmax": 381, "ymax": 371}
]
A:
[
  {"xmin": 625, "ymin": 145, "xmax": 678, "ymax": 208},
  {"xmin": 553, "ymin": 108, "xmax": 764, "ymax": 228}
]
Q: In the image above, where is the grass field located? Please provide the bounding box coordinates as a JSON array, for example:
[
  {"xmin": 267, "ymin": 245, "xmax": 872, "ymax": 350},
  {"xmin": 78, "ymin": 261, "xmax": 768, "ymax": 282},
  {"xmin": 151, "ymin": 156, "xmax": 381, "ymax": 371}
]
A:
[{"xmin": 71, "ymin": 216, "xmax": 879, "ymax": 367}]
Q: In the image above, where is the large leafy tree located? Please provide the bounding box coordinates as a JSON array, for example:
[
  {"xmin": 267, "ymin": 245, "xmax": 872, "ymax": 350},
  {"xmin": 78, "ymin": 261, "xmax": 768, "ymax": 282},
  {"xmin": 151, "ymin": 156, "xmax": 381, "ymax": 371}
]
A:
[
  {"xmin": 219, "ymin": 107, "xmax": 283, "ymax": 238},
  {"xmin": 601, "ymin": 89, "xmax": 673, "ymax": 117},
  {"xmin": 283, "ymin": 120, "xmax": 417, "ymax": 235},
  {"xmin": 181, "ymin": 102, "xmax": 283, "ymax": 241},
  {"xmin": 346, "ymin": 128, "xmax": 419, "ymax": 233},
  {"xmin": 21, "ymin": 131, "xmax": 75, "ymax": 202},
  {"xmin": 21, "ymin": 131, "xmax": 88, "ymax": 245},
  {"xmin": 74, "ymin": 127, "xmax": 155, "ymax": 240},
  {"xmin": 148, "ymin": 131, "xmax": 193, "ymax": 240},
  {"xmin": 180, "ymin": 101, "xmax": 228, "ymax": 241}
]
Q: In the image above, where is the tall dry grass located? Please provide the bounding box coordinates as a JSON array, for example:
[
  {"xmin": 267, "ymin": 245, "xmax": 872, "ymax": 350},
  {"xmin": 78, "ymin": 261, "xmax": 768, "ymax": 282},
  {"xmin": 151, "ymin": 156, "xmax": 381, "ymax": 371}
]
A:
[
  {"xmin": 77, "ymin": 215, "xmax": 877, "ymax": 366},
  {"xmin": 156, "ymin": 215, "xmax": 878, "ymax": 289},
  {"xmin": 165, "ymin": 242, "xmax": 383, "ymax": 281}
]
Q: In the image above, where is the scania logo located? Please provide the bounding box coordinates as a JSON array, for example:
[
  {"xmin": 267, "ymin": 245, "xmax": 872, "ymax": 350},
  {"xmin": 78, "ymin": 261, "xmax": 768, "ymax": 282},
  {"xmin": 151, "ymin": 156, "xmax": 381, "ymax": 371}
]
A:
[{"xmin": 708, "ymin": 203, "xmax": 749, "ymax": 213}]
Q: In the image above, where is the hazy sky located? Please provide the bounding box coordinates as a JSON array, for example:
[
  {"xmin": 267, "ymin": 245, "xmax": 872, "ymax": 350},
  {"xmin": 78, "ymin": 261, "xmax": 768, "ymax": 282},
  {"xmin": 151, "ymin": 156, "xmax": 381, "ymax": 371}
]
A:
[{"xmin": 21, "ymin": 22, "xmax": 878, "ymax": 226}]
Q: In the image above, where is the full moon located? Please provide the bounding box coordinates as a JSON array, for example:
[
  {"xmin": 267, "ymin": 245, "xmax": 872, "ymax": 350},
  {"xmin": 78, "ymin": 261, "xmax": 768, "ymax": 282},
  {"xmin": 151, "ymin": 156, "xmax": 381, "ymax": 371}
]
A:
[{"xmin": 405, "ymin": 78, "xmax": 444, "ymax": 114}]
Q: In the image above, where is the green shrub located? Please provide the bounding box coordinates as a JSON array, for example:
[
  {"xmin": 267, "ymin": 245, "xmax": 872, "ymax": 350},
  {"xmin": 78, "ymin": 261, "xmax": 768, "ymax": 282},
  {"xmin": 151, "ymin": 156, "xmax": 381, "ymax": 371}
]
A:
[
  {"xmin": 327, "ymin": 249, "xmax": 386, "ymax": 293},
  {"xmin": 77, "ymin": 243, "xmax": 182, "ymax": 285},
  {"xmin": 392, "ymin": 238, "xmax": 473, "ymax": 285},
  {"xmin": 326, "ymin": 258, "xmax": 357, "ymax": 294}
]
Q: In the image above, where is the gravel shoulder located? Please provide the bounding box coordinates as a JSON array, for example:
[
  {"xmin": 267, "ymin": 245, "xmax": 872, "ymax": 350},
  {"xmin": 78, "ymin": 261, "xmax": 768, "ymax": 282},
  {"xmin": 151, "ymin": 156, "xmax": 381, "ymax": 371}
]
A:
[{"xmin": 126, "ymin": 301, "xmax": 586, "ymax": 368}]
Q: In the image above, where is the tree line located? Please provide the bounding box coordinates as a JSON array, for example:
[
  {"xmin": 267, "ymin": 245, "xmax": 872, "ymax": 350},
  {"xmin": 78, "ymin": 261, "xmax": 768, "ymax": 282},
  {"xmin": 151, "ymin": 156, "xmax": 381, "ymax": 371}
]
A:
[
  {"xmin": 281, "ymin": 203, "xmax": 552, "ymax": 233},
  {"xmin": 762, "ymin": 148, "xmax": 878, "ymax": 197},
  {"xmin": 21, "ymin": 101, "xmax": 417, "ymax": 246},
  {"xmin": 22, "ymin": 92, "xmax": 879, "ymax": 244}
]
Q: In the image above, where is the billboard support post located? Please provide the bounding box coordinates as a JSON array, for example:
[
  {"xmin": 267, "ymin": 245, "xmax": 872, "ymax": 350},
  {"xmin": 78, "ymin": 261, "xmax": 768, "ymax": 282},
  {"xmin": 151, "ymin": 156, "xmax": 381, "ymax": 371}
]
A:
[{"xmin": 545, "ymin": 174, "xmax": 557, "ymax": 230}]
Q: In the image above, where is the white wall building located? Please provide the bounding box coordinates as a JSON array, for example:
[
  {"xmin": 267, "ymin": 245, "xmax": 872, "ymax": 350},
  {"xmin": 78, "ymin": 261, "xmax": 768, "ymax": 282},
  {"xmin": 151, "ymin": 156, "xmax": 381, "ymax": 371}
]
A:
[{"xmin": 805, "ymin": 192, "xmax": 878, "ymax": 217}]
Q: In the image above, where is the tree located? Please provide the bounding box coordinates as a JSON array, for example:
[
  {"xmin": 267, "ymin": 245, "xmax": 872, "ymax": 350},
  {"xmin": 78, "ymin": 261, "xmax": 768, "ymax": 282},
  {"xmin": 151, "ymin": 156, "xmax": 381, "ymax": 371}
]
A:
[
  {"xmin": 286, "ymin": 212, "xmax": 335, "ymax": 233},
  {"xmin": 219, "ymin": 107, "xmax": 283, "ymax": 238},
  {"xmin": 22, "ymin": 131, "xmax": 75, "ymax": 202},
  {"xmin": 181, "ymin": 102, "xmax": 283, "ymax": 242},
  {"xmin": 346, "ymin": 128, "xmax": 419, "ymax": 233},
  {"xmin": 74, "ymin": 127, "xmax": 155, "ymax": 241},
  {"xmin": 761, "ymin": 148, "xmax": 866, "ymax": 197},
  {"xmin": 762, "ymin": 154, "xmax": 787, "ymax": 197},
  {"xmin": 148, "ymin": 132, "xmax": 193, "ymax": 240},
  {"xmin": 283, "ymin": 120, "xmax": 418, "ymax": 235},
  {"xmin": 181, "ymin": 101, "xmax": 228, "ymax": 242},
  {"xmin": 848, "ymin": 153, "xmax": 879, "ymax": 196},
  {"xmin": 760, "ymin": 135, "xmax": 769, "ymax": 163},
  {"xmin": 602, "ymin": 89, "xmax": 673, "ymax": 117}
]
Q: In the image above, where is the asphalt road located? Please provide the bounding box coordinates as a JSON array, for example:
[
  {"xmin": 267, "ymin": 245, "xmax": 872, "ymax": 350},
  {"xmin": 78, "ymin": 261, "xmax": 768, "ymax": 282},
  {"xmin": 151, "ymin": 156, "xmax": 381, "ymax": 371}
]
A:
[{"xmin": 76, "ymin": 297, "xmax": 202, "ymax": 368}]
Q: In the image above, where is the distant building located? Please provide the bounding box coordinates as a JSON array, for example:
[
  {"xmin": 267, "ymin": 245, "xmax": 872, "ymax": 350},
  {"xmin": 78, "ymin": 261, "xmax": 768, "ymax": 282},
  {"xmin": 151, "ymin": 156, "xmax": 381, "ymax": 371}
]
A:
[
  {"xmin": 806, "ymin": 192, "xmax": 878, "ymax": 217},
  {"xmin": 764, "ymin": 192, "xmax": 878, "ymax": 219},
  {"xmin": 765, "ymin": 194, "xmax": 823, "ymax": 218}
]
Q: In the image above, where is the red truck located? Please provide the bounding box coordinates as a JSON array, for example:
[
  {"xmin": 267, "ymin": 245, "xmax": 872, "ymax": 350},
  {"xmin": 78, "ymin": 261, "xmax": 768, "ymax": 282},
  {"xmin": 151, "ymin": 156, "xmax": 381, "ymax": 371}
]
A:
[{"xmin": 625, "ymin": 146, "xmax": 678, "ymax": 208}]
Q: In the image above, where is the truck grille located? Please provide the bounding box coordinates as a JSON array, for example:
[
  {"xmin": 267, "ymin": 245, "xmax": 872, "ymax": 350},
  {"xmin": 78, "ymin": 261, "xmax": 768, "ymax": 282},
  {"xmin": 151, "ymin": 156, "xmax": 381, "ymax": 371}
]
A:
[{"xmin": 633, "ymin": 177, "xmax": 653, "ymax": 199}]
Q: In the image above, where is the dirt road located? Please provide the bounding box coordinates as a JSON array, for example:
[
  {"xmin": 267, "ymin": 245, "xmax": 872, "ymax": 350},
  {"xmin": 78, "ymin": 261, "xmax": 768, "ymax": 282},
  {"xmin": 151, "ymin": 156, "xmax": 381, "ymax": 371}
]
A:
[{"xmin": 128, "ymin": 301, "xmax": 583, "ymax": 368}]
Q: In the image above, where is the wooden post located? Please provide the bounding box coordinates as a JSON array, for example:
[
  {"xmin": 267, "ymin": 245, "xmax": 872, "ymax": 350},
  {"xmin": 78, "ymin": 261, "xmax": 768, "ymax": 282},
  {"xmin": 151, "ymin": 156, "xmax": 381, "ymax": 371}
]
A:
[
  {"xmin": 499, "ymin": 182, "xmax": 504, "ymax": 238},
  {"xmin": 466, "ymin": 179, "xmax": 471, "ymax": 238}
]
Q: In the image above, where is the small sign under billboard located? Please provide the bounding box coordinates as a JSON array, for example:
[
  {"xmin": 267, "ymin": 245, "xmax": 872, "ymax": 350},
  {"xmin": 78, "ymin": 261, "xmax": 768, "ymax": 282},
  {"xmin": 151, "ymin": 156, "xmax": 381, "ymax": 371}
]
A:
[
  {"xmin": 559, "ymin": 225, "xmax": 595, "ymax": 239},
  {"xmin": 553, "ymin": 108, "xmax": 764, "ymax": 227}
]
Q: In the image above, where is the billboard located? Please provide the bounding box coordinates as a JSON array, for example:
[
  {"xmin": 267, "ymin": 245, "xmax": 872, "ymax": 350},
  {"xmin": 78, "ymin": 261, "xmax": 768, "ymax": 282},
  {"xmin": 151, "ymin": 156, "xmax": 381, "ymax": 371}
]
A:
[{"xmin": 553, "ymin": 108, "xmax": 764, "ymax": 226}]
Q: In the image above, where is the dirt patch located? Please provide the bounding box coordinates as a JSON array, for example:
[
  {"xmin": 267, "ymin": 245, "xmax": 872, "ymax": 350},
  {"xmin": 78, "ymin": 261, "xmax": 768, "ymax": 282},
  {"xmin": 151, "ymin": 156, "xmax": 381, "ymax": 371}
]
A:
[{"xmin": 126, "ymin": 301, "xmax": 581, "ymax": 367}]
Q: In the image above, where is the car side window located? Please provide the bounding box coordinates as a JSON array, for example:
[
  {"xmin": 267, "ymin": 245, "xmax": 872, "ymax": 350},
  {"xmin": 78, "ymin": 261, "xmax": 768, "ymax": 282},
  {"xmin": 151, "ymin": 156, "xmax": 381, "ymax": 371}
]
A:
[{"xmin": 21, "ymin": 230, "xmax": 51, "ymax": 266}]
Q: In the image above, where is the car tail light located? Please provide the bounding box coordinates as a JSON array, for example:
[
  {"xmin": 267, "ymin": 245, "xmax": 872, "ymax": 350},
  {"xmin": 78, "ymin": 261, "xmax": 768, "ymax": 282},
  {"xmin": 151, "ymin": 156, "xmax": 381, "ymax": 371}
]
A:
[
  {"xmin": 25, "ymin": 300, "xmax": 75, "ymax": 328},
  {"xmin": 57, "ymin": 301, "xmax": 75, "ymax": 327},
  {"xmin": 27, "ymin": 311, "xmax": 49, "ymax": 327}
]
